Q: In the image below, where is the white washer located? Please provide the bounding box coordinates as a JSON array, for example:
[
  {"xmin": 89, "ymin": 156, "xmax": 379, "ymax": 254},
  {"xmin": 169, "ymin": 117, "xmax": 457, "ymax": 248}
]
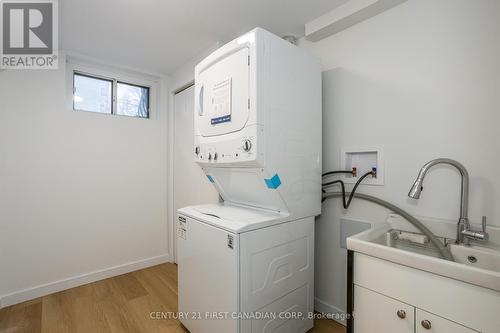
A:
[{"xmin": 177, "ymin": 204, "xmax": 314, "ymax": 333}]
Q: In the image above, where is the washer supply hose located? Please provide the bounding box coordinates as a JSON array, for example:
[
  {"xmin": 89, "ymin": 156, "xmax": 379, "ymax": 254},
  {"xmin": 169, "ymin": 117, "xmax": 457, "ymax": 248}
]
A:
[
  {"xmin": 323, "ymin": 171, "xmax": 374, "ymax": 209},
  {"xmin": 322, "ymin": 191, "xmax": 454, "ymax": 261}
]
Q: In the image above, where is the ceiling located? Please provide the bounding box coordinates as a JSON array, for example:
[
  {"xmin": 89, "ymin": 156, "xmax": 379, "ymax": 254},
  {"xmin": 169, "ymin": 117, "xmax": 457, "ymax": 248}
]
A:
[{"xmin": 61, "ymin": 0, "xmax": 348, "ymax": 75}]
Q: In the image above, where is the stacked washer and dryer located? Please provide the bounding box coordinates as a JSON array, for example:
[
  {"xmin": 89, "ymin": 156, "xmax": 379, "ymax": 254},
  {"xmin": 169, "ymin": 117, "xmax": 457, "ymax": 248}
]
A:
[{"xmin": 177, "ymin": 28, "xmax": 322, "ymax": 333}]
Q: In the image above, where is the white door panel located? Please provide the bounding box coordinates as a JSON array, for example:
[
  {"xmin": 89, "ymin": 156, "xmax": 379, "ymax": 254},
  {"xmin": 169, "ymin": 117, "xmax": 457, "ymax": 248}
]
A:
[
  {"xmin": 354, "ymin": 286, "xmax": 414, "ymax": 333},
  {"xmin": 174, "ymin": 86, "xmax": 219, "ymax": 262},
  {"xmin": 416, "ymin": 309, "xmax": 479, "ymax": 333}
]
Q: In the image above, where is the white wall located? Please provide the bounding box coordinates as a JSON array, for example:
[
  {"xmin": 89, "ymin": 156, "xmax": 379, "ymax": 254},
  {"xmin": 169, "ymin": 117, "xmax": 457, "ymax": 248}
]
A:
[
  {"xmin": 299, "ymin": 0, "xmax": 500, "ymax": 320},
  {"xmin": 0, "ymin": 55, "xmax": 170, "ymax": 306}
]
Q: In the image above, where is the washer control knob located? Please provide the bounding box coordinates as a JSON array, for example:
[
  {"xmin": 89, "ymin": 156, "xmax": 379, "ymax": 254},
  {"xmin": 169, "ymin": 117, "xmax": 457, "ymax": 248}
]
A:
[
  {"xmin": 195, "ymin": 146, "xmax": 200, "ymax": 155},
  {"xmin": 243, "ymin": 139, "xmax": 252, "ymax": 152},
  {"xmin": 208, "ymin": 153, "xmax": 212, "ymax": 161},
  {"xmin": 214, "ymin": 153, "xmax": 218, "ymax": 161}
]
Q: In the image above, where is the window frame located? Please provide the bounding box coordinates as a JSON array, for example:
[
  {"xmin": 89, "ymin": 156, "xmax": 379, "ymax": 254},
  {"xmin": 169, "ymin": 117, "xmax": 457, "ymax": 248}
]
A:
[
  {"xmin": 116, "ymin": 81, "xmax": 151, "ymax": 118},
  {"xmin": 73, "ymin": 71, "xmax": 115, "ymax": 115},
  {"xmin": 66, "ymin": 58, "xmax": 159, "ymax": 120}
]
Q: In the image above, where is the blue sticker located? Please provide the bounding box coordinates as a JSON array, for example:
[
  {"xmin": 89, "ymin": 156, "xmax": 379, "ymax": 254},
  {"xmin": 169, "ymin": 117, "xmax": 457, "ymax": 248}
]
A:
[
  {"xmin": 264, "ymin": 174, "xmax": 282, "ymax": 189},
  {"xmin": 207, "ymin": 175, "xmax": 215, "ymax": 183},
  {"xmin": 211, "ymin": 115, "xmax": 231, "ymax": 125}
]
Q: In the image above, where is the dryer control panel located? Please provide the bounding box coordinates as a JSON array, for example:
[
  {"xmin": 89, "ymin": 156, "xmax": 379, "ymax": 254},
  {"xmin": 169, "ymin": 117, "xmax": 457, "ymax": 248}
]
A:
[{"xmin": 194, "ymin": 124, "xmax": 263, "ymax": 167}]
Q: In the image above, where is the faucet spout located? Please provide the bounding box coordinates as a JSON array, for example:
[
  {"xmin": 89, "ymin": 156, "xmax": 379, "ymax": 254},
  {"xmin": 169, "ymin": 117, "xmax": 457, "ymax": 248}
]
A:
[
  {"xmin": 410, "ymin": 158, "xmax": 469, "ymax": 220},
  {"xmin": 408, "ymin": 158, "xmax": 471, "ymax": 244}
]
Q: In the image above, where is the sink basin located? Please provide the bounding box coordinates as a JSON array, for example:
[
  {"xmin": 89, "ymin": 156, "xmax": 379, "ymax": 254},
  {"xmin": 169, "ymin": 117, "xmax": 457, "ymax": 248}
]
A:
[
  {"xmin": 369, "ymin": 229, "xmax": 444, "ymax": 259},
  {"xmin": 371, "ymin": 228, "xmax": 500, "ymax": 273},
  {"xmin": 347, "ymin": 224, "xmax": 500, "ymax": 292},
  {"xmin": 450, "ymin": 244, "xmax": 500, "ymax": 272}
]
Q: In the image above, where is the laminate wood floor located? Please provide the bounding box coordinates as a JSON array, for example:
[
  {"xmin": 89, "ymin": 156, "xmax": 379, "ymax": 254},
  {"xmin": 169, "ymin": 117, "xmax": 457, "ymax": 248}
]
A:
[{"xmin": 0, "ymin": 263, "xmax": 345, "ymax": 333}]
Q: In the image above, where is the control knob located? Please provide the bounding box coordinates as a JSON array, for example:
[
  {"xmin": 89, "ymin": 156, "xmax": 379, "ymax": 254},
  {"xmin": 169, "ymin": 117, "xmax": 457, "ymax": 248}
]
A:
[
  {"xmin": 195, "ymin": 146, "xmax": 200, "ymax": 155},
  {"xmin": 243, "ymin": 139, "xmax": 252, "ymax": 152}
]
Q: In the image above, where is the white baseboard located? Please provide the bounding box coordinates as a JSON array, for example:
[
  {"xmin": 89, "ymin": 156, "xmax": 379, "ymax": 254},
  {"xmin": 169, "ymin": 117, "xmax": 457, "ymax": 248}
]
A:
[
  {"xmin": 314, "ymin": 297, "xmax": 347, "ymax": 326},
  {"xmin": 0, "ymin": 253, "xmax": 172, "ymax": 309}
]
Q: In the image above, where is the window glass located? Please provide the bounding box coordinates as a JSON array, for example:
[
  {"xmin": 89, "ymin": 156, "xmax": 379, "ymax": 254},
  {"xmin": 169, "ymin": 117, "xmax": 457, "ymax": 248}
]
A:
[
  {"xmin": 73, "ymin": 73, "xmax": 112, "ymax": 114},
  {"xmin": 116, "ymin": 82, "xmax": 149, "ymax": 118}
]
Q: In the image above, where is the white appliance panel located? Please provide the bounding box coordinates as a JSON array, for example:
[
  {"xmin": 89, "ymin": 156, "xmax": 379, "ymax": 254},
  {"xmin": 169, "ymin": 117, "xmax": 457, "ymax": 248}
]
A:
[
  {"xmin": 197, "ymin": 47, "xmax": 250, "ymax": 137},
  {"xmin": 205, "ymin": 167, "xmax": 289, "ymax": 213},
  {"xmin": 177, "ymin": 214, "xmax": 239, "ymax": 333},
  {"xmin": 177, "ymin": 211, "xmax": 314, "ymax": 333},
  {"xmin": 240, "ymin": 218, "xmax": 314, "ymax": 333},
  {"xmin": 178, "ymin": 203, "xmax": 288, "ymax": 234},
  {"xmin": 180, "ymin": 27, "xmax": 320, "ymax": 333},
  {"xmin": 193, "ymin": 28, "xmax": 322, "ymax": 220}
]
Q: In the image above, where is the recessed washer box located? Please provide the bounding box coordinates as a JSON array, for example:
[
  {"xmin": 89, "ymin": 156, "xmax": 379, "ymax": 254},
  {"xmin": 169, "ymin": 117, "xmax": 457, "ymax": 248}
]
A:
[{"xmin": 340, "ymin": 145, "xmax": 384, "ymax": 186}]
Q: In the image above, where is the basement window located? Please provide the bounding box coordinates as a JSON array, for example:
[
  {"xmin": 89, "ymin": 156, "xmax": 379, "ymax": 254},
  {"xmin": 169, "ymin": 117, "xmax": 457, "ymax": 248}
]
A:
[
  {"xmin": 72, "ymin": 71, "xmax": 150, "ymax": 119},
  {"xmin": 116, "ymin": 82, "xmax": 150, "ymax": 118},
  {"xmin": 73, "ymin": 73, "xmax": 113, "ymax": 114}
]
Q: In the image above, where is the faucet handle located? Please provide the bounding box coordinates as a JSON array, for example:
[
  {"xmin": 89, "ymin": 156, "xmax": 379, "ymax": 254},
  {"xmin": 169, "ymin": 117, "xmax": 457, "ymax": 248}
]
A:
[{"xmin": 461, "ymin": 216, "xmax": 489, "ymax": 242}]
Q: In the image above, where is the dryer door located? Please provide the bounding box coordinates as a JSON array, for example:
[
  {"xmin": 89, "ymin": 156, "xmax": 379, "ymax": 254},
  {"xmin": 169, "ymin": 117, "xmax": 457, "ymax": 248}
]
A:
[{"xmin": 196, "ymin": 47, "xmax": 250, "ymax": 137}]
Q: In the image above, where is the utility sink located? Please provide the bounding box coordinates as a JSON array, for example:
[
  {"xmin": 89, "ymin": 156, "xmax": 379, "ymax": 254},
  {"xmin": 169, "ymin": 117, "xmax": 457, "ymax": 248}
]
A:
[
  {"xmin": 450, "ymin": 243, "xmax": 500, "ymax": 272},
  {"xmin": 371, "ymin": 229, "xmax": 500, "ymax": 271},
  {"xmin": 347, "ymin": 224, "xmax": 500, "ymax": 292}
]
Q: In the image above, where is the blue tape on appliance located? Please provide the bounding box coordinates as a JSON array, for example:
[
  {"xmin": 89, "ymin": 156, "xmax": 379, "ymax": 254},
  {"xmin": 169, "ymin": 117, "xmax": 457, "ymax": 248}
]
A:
[
  {"xmin": 207, "ymin": 175, "xmax": 215, "ymax": 183},
  {"xmin": 211, "ymin": 115, "xmax": 231, "ymax": 125},
  {"xmin": 264, "ymin": 174, "xmax": 282, "ymax": 189}
]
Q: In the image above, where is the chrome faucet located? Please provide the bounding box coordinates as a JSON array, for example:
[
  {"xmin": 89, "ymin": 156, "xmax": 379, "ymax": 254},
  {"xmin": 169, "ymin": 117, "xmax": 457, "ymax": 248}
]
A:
[{"xmin": 408, "ymin": 158, "xmax": 488, "ymax": 245}]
